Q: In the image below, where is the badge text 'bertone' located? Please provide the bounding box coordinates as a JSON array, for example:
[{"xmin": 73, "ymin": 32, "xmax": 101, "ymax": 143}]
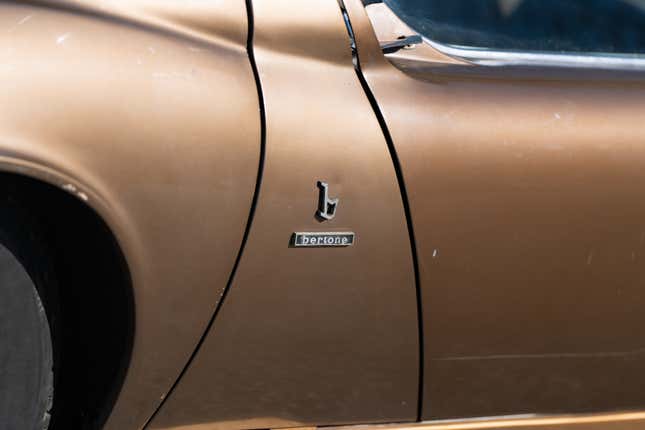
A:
[{"xmin": 292, "ymin": 232, "xmax": 355, "ymax": 247}]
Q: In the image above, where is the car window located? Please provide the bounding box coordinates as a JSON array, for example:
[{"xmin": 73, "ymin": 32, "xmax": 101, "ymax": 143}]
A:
[{"xmin": 383, "ymin": 0, "xmax": 645, "ymax": 56}]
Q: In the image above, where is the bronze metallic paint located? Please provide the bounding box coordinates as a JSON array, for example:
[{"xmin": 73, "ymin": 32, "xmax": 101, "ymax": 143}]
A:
[
  {"xmin": 5, "ymin": 0, "xmax": 645, "ymax": 428},
  {"xmin": 148, "ymin": 0, "xmax": 418, "ymax": 428},
  {"xmin": 0, "ymin": 2, "xmax": 259, "ymax": 429},
  {"xmin": 345, "ymin": 0, "xmax": 645, "ymax": 421}
]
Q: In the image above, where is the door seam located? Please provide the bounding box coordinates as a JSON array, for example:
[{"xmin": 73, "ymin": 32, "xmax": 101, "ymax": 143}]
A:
[
  {"xmin": 141, "ymin": 0, "xmax": 267, "ymax": 426},
  {"xmin": 336, "ymin": 0, "xmax": 425, "ymax": 422}
]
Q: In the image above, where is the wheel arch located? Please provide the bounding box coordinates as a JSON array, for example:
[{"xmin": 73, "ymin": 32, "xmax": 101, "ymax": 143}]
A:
[{"xmin": 0, "ymin": 159, "xmax": 135, "ymax": 428}]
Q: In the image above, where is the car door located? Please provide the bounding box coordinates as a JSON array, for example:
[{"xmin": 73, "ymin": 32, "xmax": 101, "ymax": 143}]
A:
[{"xmin": 345, "ymin": 0, "xmax": 645, "ymax": 421}]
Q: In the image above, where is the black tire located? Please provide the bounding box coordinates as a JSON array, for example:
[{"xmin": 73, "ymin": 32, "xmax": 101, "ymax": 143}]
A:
[{"xmin": 0, "ymin": 201, "xmax": 55, "ymax": 430}]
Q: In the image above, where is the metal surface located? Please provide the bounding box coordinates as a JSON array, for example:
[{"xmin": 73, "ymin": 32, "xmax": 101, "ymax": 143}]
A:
[
  {"xmin": 316, "ymin": 181, "xmax": 339, "ymax": 221},
  {"xmin": 328, "ymin": 410, "xmax": 645, "ymax": 430},
  {"xmin": 292, "ymin": 232, "xmax": 355, "ymax": 247},
  {"xmin": 147, "ymin": 0, "xmax": 418, "ymax": 428},
  {"xmin": 0, "ymin": 2, "xmax": 259, "ymax": 429},
  {"xmin": 345, "ymin": 0, "xmax": 645, "ymax": 421},
  {"xmin": 380, "ymin": 35, "xmax": 422, "ymax": 54},
  {"xmin": 418, "ymin": 39, "xmax": 645, "ymax": 70},
  {"xmin": 373, "ymin": 2, "xmax": 645, "ymax": 71}
]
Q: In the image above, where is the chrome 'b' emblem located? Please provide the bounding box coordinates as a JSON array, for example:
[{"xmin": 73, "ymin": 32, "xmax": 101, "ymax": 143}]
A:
[{"xmin": 316, "ymin": 181, "xmax": 338, "ymax": 221}]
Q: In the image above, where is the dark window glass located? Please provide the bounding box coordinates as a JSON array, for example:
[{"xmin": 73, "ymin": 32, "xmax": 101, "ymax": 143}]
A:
[{"xmin": 384, "ymin": 0, "xmax": 645, "ymax": 55}]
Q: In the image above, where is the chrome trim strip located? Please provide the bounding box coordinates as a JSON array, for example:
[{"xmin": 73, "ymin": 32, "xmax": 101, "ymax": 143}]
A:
[
  {"xmin": 328, "ymin": 410, "xmax": 645, "ymax": 430},
  {"xmin": 421, "ymin": 37, "xmax": 645, "ymax": 70}
]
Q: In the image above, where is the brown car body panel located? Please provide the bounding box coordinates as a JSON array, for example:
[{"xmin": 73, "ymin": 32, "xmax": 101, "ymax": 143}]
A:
[
  {"xmin": 345, "ymin": 0, "xmax": 645, "ymax": 421},
  {"xmin": 5, "ymin": 0, "xmax": 645, "ymax": 428},
  {"xmin": 148, "ymin": 0, "xmax": 418, "ymax": 429},
  {"xmin": 0, "ymin": 2, "xmax": 260, "ymax": 429}
]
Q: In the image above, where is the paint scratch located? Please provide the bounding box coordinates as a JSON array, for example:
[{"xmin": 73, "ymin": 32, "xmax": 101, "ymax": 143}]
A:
[
  {"xmin": 61, "ymin": 183, "xmax": 88, "ymax": 202},
  {"xmin": 56, "ymin": 32, "xmax": 71, "ymax": 45},
  {"xmin": 7, "ymin": 14, "xmax": 33, "ymax": 33},
  {"xmin": 17, "ymin": 15, "xmax": 32, "ymax": 26}
]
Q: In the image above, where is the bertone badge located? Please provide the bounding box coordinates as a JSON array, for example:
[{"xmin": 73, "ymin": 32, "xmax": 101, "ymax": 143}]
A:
[
  {"xmin": 293, "ymin": 231, "xmax": 355, "ymax": 247},
  {"xmin": 291, "ymin": 181, "xmax": 355, "ymax": 247},
  {"xmin": 316, "ymin": 181, "xmax": 338, "ymax": 221}
]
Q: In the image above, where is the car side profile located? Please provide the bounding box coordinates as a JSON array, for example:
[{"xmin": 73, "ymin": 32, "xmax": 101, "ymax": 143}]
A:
[{"xmin": 2, "ymin": 1, "xmax": 645, "ymax": 429}]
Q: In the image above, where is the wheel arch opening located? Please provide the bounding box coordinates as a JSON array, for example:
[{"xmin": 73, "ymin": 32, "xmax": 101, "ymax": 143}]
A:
[{"xmin": 0, "ymin": 172, "xmax": 134, "ymax": 430}]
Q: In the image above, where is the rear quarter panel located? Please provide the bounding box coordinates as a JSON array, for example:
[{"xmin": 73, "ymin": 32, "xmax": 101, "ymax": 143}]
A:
[{"xmin": 0, "ymin": 2, "xmax": 259, "ymax": 428}]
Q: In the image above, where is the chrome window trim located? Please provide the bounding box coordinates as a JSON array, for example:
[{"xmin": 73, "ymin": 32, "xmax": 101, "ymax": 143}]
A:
[
  {"xmin": 421, "ymin": 37, "xmax": 645, "ymax": 70},
  {"xmin": 376, "ymin": 1, "xmax": 645, "ymax": 71}
]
